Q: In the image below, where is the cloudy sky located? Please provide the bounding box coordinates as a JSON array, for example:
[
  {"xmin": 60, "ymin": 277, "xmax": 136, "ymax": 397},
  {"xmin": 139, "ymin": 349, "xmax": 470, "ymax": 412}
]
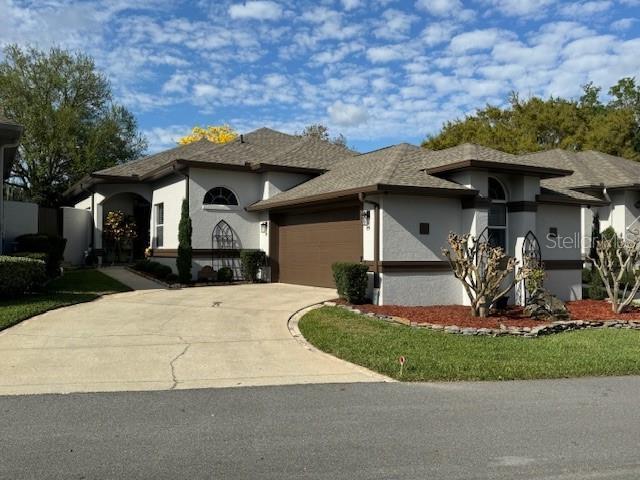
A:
[{"xmin": 2, "ymin": 0, "xmax": 640, "ymax": 153}]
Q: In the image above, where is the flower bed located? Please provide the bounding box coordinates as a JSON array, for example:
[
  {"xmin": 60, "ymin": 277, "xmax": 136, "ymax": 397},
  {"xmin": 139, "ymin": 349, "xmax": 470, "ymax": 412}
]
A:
[{"xmin": 328, "ymin": 299, "xmax": 640, "ymax": 337}]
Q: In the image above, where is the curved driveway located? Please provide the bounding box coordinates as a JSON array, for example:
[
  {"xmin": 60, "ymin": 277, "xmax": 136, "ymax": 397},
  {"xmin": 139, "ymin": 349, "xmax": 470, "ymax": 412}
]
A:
[{"xmin": 0, "ymin": 283, "xmax": 383, "ymax": 395}]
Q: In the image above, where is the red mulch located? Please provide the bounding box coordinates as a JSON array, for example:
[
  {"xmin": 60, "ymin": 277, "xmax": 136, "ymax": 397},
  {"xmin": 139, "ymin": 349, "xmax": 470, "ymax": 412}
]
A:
[{"xmin": 335, "ymin": 299, "xmax": 640, "ymax": 329}]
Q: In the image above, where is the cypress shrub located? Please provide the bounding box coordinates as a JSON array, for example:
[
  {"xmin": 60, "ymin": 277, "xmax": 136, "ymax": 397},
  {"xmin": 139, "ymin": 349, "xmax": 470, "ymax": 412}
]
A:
[
  {"xmin": 331, "ymin": 262, "xmax": 369, "ymax": 304},
  {"xmin": 176, "ymin": 199, "xmax": 193, "ymax": 283}
]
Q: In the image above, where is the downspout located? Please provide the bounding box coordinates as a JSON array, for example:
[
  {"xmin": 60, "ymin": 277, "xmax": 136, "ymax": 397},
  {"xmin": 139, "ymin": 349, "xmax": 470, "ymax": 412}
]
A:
[
  {"xmin": 0, "ymin": 139, "xmax": 21, "ymax": 253},
  {"xmin": 359, "ymin": 193, "xmax": 380, "ymax": 289}
]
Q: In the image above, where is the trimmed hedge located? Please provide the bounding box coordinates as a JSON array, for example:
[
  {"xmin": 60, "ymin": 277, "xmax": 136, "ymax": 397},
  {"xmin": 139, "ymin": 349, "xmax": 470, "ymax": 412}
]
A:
[
  {"xmin": 0, "ymin": 256, "xmax": 47, "ymax": 297},
  {"xmin": 132, "ymin": 260, "xmax": 174, "ymax": 282},
  {"xmin": 240, "ymin": 250, "xmax": 266, "ymax": 282},
  {"xmin": 332, "ymin": 262, "xmax": 369, "ymax": 304},
  {"xmin": 14, "ymin": 234, "xmax": 67, "ymax": 278},
  {"xmin": 217, "ymin": 266, "xmax": 234, "ymax": 283}
]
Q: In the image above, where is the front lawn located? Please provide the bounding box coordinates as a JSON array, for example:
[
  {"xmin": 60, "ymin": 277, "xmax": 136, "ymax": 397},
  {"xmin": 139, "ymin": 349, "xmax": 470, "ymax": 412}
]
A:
[
  {"xmin": 0, "ymin": 269, "xmax": 131, "ymax": 331},
  {"xmin": 299, "ymin": 306, "xmax": 640, "ymax": 381}
]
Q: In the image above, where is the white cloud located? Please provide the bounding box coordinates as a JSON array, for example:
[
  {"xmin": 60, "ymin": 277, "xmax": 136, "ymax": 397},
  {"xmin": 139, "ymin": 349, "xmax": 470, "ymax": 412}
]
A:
[
  {"xmin": 340, "ymin": 0, "xmax": 362, "ymax": 10},
  {"xmin": 374, "ymin": 9, "xmax": 418, "ymax": 40},
  {"xmin": 162, "ymin": 72, "xmax": 190, "ymax": 94},
  {"xmin": 228, "ymin": 1, "xmax": 282, "ymax": 20},
  {"xmin": 559, "ymin": 1, "xmax": 613, "ymax": 16},
  {"xmin": 449, "ymin": 28, "xmax": 514, "ymax": 54},
  {"xmin": 484, "ymin": 0, "xmax": 555, "ymax": 17},
  {"xmin": 328, "ymin": 101, "xmax": 369, "ymax": 126},
  {"xmin": 415, "ymin": 0, "xmax": 463, "ymax": 16},
  {"xmin": 144, "ymin": 124, "xmax": 190, "ymax": 152},
  {"xmin": 421, "ymin": 22, "xmax": 457, "ymax": 46},
  {"xmin": 366, "ymin": 45, "xmax": 405, "ymax": 63},
  {"xmin": 612, "ymin": 18, "xmax": 636, "ymax": 30}
]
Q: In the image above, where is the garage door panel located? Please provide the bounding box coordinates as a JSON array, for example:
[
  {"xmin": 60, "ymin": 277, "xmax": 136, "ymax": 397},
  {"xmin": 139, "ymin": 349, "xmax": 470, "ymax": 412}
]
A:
[{"xmin": 275, "ymin": 208, "xmax": 362, "ymax": 288}]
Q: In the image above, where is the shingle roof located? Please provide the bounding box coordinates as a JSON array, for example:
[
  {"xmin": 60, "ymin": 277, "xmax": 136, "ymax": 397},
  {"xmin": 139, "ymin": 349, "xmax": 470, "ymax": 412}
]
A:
[
  {"xmin": 248, "ymin": 144, "xmax": 475, "ymax": 210},
  {"xmin": 421, "ymin": 143, "xmax": 572, "ymax": 178},
  {"xmin": 95, "ymin": 127, "xmax": 355, "ymax": 179},
  {"xmin": 525, "ymin": 149, "xmax": 640, "ymax": 190}
]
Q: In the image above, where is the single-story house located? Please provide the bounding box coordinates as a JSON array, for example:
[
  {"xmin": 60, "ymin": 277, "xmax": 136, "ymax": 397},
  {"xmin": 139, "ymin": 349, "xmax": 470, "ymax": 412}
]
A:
[
  {"xmin": 67, "ymin": 127, "xmax": 631, "ymax": 306},
  {"xmin": 0, "ymin": 115, "xmax": 24, "ymax": 253}
]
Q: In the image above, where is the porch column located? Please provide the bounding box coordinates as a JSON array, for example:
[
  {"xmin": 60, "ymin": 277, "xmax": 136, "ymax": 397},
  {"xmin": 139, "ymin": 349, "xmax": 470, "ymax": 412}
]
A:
[{"xmin": 94, "ymin": 203, "xmax": 103, "ymax": 250}]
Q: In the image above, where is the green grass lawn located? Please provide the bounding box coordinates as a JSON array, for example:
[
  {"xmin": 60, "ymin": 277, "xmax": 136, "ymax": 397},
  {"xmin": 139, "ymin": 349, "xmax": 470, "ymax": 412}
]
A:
[
  {"xmin": 299, "ymin": 306, "xmax": 640, "ymax": 381},
  {"xmin": 0, "ymin": 269, "xmax": 131, "ymax": 331}
]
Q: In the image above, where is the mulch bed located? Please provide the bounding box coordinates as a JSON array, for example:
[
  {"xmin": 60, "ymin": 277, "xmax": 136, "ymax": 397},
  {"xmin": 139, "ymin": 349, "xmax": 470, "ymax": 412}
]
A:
[{"xmin": 335, "ymin": 299, "xmax": 640, "ymax": 329}]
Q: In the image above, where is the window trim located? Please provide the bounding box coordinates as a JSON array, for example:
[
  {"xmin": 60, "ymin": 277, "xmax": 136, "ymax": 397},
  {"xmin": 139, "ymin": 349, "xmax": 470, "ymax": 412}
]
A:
[
  {"xmin": 154, "ymin": 202, "xmax": 164, "ymax": 248},
  {"xmin": 488, "ymin": 177, "xmax": 508, "ymax": 251},
  {"xmin": 202, "ymin": 186, "xmax": 239, "ymax": 210}
]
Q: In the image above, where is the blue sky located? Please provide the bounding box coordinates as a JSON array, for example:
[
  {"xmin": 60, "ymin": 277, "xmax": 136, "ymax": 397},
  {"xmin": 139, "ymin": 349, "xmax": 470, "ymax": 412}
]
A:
[{"xmin": 2, "ymin": 0, "xmax": 640, "ymax": 154}]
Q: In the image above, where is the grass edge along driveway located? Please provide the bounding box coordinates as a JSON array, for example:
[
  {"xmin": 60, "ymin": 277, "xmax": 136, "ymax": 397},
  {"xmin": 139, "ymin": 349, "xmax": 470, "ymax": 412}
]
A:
[
  {"xmin": 0, "ymin": 269, "xmax": 131, "ymax": 332},
  {"xmin": 299, "ymin": 306, "xmax": 640, "ymax": 381}
]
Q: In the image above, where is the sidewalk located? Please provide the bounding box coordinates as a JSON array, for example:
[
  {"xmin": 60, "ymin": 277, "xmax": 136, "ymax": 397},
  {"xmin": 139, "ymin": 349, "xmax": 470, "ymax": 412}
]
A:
[{"xmin": 99, "ymin": 266, "xmax": 165, "ymax": 290}]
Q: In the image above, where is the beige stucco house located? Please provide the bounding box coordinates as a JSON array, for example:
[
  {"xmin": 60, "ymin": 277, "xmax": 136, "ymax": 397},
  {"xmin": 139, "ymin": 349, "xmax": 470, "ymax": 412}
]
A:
[{"xmin": 67, "ymin": 127, "xmax": 633, "ymax": 306}]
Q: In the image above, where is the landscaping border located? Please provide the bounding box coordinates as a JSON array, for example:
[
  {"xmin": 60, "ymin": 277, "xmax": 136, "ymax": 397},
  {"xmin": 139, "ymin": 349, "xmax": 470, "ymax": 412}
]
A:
[{"xmin": 324, "ymin": 302, "xmax": 640, "ymax": 337}]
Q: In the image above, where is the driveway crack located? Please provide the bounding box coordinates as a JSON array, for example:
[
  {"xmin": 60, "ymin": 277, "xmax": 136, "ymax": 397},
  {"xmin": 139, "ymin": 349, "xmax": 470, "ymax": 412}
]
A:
[{"xmin": 169, "ymin": 341, "xmax": 191, "ymax": 390}]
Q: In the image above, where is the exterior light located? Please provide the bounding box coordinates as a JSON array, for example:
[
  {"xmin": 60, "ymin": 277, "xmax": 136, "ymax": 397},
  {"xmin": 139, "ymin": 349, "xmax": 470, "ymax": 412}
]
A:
[
  {"xmin": 260, "ymin": 221, "xmax": 268, "ymax": 234},
  {"xmin": 361, "ymin": 210, "xmax": 370, "ymax": 227}
]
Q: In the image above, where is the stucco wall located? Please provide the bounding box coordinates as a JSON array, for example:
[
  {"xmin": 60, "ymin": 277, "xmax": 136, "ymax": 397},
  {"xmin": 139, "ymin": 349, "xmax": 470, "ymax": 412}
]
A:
[
  {"xmin": 536, "ymin": 204, "xmax": 582, "ymax": 261},
  {"xmin": 261, "ymin": 171, "xmax": 310, "ymax": 200},
  {"xmin": 2, "ymin": 200, "xmax": 38, "ymax": 252},
  {"xmin": 150, "ymin": 175, "xmax": 185, "ymax": 249},
  {"xmin": 380, "ymin": 195, "xmax": 461, "ymax": 261},
  {"xmin": 62, "ymin": 207, "xmax": 92, "ymax": 265},
  {"xmin": 545, "ymin": 269, "xmax": 582, "ymax": 301},
  {"xmin": 189, "ymin": 168, "xmax": 263, "ymax": 250},
  {"xmin": 380, "ymin": 271, "xmax": 462, "ymax": 306}
]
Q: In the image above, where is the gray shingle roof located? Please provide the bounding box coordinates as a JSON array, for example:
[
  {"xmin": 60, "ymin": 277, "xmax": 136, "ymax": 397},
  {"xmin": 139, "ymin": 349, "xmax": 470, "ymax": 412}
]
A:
[
  {"xmin": 525, "ymin": 149, "xmax": 640, "ymax": 190},
  {"xmin": 249, "ymin": 144, "xmax": 475, "ymax": 210},
  {"xmin": 95, "ymin": 127, "xmax": 355, "ymax": 179},
  {"xmin": 420, "ymin": 143, "xmax": 572, "ymax": 177}
]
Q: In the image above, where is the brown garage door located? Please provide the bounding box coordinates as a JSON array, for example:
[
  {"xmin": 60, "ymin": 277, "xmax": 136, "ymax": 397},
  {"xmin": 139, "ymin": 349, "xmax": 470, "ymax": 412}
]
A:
[{"xmin": 271, "ymin": 207, "xmax": 362, "ymax": 288}]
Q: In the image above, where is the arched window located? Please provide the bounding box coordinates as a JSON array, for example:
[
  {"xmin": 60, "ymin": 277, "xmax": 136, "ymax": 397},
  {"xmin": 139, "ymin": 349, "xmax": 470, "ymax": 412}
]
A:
[
  {"xmin": 488, "ymin": 177, "xmax": 507, "ymax": 250},
  {"xmin": 203, "ymin": 187, "xmax": 238, "ymax": 206}
]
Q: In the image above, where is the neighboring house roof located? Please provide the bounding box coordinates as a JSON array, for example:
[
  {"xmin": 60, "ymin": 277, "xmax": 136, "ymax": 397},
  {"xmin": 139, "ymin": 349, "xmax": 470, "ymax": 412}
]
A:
[
  {"xmin": 526, "ymin": 149, "xmax": 640, "ymax": 191},
  {"xmin": 0, "ymin": 114, "xmax": 24, "ymax": 180},
  {"xmin": 248, "ymin": 144, "xmax": 477, "ymax": 211},
  {"xmin": 66, "ymin": 127, "xmax": 356, "ymax": 197},
  {"xmin": 420, "ymin": 143, "xmax": 572, "ymax": 179}
]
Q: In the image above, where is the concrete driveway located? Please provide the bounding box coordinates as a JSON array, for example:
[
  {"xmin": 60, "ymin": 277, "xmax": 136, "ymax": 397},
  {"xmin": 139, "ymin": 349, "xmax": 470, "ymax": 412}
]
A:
[{"xmin": 0, "ymin": 283, "xmax": 384, "ymax": 395}]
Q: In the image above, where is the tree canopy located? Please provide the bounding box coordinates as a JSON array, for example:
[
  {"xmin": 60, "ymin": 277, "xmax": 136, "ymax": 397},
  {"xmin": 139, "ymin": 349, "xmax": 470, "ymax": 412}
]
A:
[
  {"xmin": 423, "ymin": 78, "xmax": 640, "ymax": 161},
  {"xmin": 300, "ymin": 124, "xmax": 347, "ymax": 147},
  {"xmin": 178, "ymin": 125, "xmax": 238, "ymax": 145},
  {"xmin": 0, "ymin": 45, "xmax": 147, "ymax": 206}
]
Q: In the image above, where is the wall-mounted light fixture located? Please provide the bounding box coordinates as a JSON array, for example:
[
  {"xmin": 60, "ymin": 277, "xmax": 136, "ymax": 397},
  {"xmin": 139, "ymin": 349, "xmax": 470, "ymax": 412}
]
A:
[
  {"xmin": 361, "ymin": 210, "xmax": 371, "ymax": 227},
  {"xmin": 260, "ymin": 221, "xmax": 268, "ymax": 234}
]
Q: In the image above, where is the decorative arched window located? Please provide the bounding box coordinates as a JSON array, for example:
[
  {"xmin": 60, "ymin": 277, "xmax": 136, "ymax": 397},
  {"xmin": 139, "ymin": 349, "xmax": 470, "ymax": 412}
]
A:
[
  {"xmin": 203, "ymin": 187, "xmax": 238, "ymax": 206},
  {"xmin": 488, "ymin": 177, "xmax": 508, "ymax": 250}
]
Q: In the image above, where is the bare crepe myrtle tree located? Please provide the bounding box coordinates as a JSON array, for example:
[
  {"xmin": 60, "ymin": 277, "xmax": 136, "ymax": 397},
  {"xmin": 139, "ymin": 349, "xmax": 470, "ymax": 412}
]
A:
[
  {"xmin": 588, "ymin": 233, "xmax": 640, "ymax": 313},
  {"xmin": 442, "ymin": 232, "xmax": 530, "ymax": 317}
]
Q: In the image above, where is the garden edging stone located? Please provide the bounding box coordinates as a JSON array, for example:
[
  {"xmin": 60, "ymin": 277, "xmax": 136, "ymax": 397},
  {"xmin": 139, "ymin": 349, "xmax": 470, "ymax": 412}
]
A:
[{"xmin": 327, "ymin": 303, "xmax": 640, "ymax": 337}]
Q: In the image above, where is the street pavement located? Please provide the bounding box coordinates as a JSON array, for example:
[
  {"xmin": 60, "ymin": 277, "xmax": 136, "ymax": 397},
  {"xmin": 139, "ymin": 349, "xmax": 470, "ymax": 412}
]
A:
[{"xmin": 2, "ymin": 376, "xmax": 640, "ymax": 479}]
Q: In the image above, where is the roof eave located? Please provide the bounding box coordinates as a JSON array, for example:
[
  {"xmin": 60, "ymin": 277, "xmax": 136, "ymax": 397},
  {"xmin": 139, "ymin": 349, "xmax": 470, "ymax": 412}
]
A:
[
  {"xmin": 426, "ymin": 160, "xmax": 573, "ymax": 179},
  {"xmin": 247, "ymin": 183, "xmax": 478, "ymax": 212},
  {"xmin": 536, "ymin": 193, "xmax": 608, "ymax": 207}
]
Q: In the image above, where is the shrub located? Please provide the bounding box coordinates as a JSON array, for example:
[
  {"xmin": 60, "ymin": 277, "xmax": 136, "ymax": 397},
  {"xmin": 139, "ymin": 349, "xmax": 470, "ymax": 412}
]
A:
[
  {"xmin": 217, "ymin": 266, "xmax": 234, "ymax": 283},
  {"xmin": 15, "ymin": 234, "xmax": 67, "ymax": 278},
  {"xmin": 166, "ymin": 273, "xmax": 179, "ymax": 283},
  {"xmin": 582, "ymin": 267, "xmax": 592, "ymax": 284},
  {"xmin": 133, "ymin": 259, "xmax": 150, "ymax": 272},
  {"xmin": 11, "ymin": 252, "xmax": 48, "ymax": 262},
  {"xmin": 588, "ymin": 268, "xmax": 607, "ymax": 300},
  {"xmin": 176, "ymin": 199, "xmax": 193, "ymax": 283},
  {"xmin": 0, "ymin": 256, "xmax": 47, "ymax": 297},
  {"xmin": 240, "ymin": 249, "xmax": 266, "ymax": 282},
  {"xmin": 148, "ymin": 262, "xmax": 172, "ymax": 279},
  {"xmin": 332, "ymin": 262, "xmax": 369, "ymax": 304}
]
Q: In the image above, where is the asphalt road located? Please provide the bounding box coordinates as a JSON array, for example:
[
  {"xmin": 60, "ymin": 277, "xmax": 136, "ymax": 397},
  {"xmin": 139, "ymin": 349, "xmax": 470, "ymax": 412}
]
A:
[{"xmin": 2, "ymin": 377, "xmax": 640, "ymax": 479}]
